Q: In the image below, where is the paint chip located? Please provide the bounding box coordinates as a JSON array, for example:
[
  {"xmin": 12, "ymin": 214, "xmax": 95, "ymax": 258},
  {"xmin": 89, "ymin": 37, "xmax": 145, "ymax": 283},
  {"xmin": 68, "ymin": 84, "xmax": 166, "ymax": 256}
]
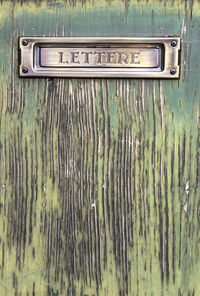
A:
[
  {"xmin": 185, "ymin": 181, "xmax": 189, "ymax": 194},
  {"xmin": 42, "ymin": 184, "xmax": 46, "ymax": 192},
  {"xmin": 183, "ymin": 202, "xmax": 188, "ymax": 213},
  {"xmin": 42, "ymin": 200, "xmax": 47, "ymax": 208}
]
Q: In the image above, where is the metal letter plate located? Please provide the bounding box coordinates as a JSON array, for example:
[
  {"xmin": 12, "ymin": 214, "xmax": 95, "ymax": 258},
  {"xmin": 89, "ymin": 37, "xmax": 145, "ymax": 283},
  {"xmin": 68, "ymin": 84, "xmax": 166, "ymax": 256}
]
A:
[{"xmin": 19, "ymin": 37, "xmax": 180, "ymax": 78}]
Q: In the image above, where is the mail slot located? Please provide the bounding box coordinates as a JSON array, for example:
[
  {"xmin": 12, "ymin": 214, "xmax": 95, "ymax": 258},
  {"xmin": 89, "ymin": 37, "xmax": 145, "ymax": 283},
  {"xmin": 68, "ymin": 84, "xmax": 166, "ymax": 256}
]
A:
[{"xmin": 19, "ymin": 37, "xmax": 180, "ymax": 78}]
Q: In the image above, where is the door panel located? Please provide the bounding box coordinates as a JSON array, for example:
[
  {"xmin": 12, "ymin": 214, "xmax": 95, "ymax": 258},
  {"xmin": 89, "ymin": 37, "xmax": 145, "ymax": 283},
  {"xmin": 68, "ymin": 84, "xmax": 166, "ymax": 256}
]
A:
[{"xmin": 0, "ymin": 1, "xmax": 199, "ymax": 295}]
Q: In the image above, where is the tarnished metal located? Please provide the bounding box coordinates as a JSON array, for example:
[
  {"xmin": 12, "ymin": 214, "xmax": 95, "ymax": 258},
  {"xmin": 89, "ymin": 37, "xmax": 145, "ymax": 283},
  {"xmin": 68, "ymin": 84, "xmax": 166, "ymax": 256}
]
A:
[{"xmin": 19, "ymin": 37, "xmax": 180, "ymax": 78}]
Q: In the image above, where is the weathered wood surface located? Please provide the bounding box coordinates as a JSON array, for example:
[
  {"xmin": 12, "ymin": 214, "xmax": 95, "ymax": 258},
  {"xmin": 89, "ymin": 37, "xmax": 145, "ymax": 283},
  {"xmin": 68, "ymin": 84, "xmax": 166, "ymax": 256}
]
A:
[{"xmin": 0, "ymin": 0, "xmax": 200, "ymax": 295}]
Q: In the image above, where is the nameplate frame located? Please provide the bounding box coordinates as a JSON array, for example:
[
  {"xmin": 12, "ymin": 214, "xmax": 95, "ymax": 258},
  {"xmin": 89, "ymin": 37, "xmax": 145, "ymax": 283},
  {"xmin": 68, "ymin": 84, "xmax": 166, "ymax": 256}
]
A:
[{"xmin": 19, "ymin": 37, "xmax": 180, "ymax": 78}]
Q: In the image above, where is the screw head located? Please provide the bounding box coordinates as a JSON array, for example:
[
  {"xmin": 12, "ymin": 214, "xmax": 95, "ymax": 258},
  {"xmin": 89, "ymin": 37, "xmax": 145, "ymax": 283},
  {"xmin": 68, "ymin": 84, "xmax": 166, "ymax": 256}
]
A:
[
  {"xmin": 171, "ymin": 40, "xmax": 177, "ymax": 47},
  {"xmin": 170, "ymin": 68, "xmax": 176, "ymax": 75},
  {"xmin": 22, "ymin": 67, "xmax": 28, "ymax": 74},
  {"xmin": 22, "ymin": 40, "xmax": 28, "ymax": 46}
]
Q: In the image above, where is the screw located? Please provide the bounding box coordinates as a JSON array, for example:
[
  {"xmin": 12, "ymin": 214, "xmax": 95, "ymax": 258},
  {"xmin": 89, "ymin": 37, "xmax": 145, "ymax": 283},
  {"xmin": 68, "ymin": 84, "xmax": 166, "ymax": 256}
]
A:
[
  {"xmin": 170, "ymin": 68, "xmax": 176, "ymax": 75},
  {"xmin": 22, "ymin": 67, "xmax": 28, "ymax": 74},
  {"xmin": 22, "ymin": 40, "xmax": 28, "ymax": 46},
  {"xmin": 171, "ymin": 40, "xmax": 177, "ymax": 47}
]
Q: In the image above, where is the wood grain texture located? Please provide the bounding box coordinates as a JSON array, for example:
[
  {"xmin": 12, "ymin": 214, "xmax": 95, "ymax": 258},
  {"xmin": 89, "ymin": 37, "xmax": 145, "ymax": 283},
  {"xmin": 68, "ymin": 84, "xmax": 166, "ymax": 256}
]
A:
[{"xmin": 0, "ymin": 0, "xmax": 200, "ymax": 295}]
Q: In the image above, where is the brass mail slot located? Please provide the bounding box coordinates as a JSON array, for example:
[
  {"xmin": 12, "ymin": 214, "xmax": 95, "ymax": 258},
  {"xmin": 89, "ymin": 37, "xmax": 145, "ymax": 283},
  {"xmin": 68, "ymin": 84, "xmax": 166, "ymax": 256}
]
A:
[{"xmin": 19, "ymin": 37, "xmax": 180, "ymax": 78}]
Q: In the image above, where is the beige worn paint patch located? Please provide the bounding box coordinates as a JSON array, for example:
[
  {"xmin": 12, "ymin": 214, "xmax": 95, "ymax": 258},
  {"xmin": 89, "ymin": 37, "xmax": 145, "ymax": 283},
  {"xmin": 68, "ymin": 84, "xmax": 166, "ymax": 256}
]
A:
[{"xmin": 0, "ymin": 0, "xmax": 199, "ymax": 16}]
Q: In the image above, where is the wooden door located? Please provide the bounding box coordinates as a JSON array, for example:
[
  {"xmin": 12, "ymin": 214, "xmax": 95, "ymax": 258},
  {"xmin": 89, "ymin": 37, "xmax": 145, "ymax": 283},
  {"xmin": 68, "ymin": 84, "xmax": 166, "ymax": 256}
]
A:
[{"xmin": 0, "ymin": 1, "xmax": 199, "ymax": 295}]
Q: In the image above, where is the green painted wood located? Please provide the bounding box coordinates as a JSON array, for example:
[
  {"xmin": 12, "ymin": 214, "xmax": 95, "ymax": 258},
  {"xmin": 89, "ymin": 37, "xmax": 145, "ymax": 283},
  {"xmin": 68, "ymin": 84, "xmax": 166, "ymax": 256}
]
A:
[{"xmin": 0, "ymin": 0, "xmax": 200, "ymax": 295}]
